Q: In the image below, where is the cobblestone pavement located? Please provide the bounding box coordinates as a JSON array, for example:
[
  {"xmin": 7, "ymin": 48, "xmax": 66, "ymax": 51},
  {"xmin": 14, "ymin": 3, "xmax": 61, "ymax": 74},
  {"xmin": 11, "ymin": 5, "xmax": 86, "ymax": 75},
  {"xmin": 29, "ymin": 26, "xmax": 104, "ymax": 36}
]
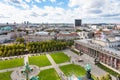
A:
[
  {"xmin": 11, "ymin": 65, "xmax": 40, "ymax": 80},
  {"xmin": 63, "ymin": 49, "xmax": 116, "ymax": 80},
  {"xmin": 46, "ymin": 54, "xmax": 71, "ymax": 80}
]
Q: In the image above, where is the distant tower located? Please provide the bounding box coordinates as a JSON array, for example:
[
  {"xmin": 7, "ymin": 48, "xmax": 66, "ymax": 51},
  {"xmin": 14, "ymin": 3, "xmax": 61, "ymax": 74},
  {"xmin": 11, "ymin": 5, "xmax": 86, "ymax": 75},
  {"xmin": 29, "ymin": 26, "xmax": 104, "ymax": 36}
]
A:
[
  {"xmin": 24, "ymin": 21, "xmax": 29, "ymax": 24},
  {"xmin": 14, "ymin": 22, "xmax": 16, "ymax": 25},
  {"xmin": 74, "ymin": 19, "xmax": 82, "ymax": 31},
  {"xmin": 24, "ymin": 21, "xmax": 26, "ymax": 24},
  {"xmin": 75, "ymin": 19, "xmax": 82, "ymax": 27},
  {"xmin": 6, "ymin": 22, "xmax": 9, "ymax": 25}
]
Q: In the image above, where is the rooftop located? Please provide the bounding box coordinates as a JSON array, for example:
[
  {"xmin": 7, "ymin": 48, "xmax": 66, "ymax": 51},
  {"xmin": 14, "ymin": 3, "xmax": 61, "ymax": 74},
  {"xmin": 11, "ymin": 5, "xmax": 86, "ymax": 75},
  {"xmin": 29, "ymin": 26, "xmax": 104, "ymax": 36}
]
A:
[
  {"xmin": 75, "ymin": 39, "xmax": 120, "ymax": 59},
  {"xmin": 0, "ymin": 26, "xmax": 13, "ymax": 31},
  {"xmin": 34, "ymin": 31, "xmax": 49, "ymax": 35}
]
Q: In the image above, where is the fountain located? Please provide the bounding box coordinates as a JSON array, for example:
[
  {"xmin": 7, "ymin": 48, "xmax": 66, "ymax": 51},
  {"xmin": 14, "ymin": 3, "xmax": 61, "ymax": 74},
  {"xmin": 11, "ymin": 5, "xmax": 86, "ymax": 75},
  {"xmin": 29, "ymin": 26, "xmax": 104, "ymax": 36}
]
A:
[
  {"xmin": 21, "ymin": 62, "xmax": 39, "ymax": 80},
  {"xmin": 68, "ymin": 75, "xmax": 82, "ymax": 80},
  {"xmin": 11, "ymin": 55, "xmax": 40, "ymax": 80}
]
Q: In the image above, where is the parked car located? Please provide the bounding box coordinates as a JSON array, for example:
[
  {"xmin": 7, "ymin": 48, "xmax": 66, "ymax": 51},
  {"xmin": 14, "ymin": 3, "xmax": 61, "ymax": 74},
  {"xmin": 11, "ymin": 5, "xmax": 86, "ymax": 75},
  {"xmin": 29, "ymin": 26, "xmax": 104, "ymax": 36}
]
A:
[{"xmin": 78, "ymin": 58, "xmax": 83, "ymax": 62}]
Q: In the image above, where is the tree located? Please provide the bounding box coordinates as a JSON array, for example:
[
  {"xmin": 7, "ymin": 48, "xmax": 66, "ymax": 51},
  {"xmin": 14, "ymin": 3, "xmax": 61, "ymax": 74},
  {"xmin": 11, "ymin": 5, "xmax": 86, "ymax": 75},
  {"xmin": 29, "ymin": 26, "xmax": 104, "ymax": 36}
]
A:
[
  {"xmin": 11, "ymin": 49, "xmax": 15, "ymax": 56},
  {"xmin": 96, "ymin": 77, "xmax": 99, "ymax": 80},
  {"xmin": 16, "ymin": 37, "xmax": 25, "ymax": 44},
  {"xmin": 117, "ymin": 75, "xmax": 120, "ymax": 80},
  {"xmin": 105, "ymin": 74, "xmax": 112, "ymax": 80},
  {"xmin": 0, "ymin": 51, "xmax": 2, "ymax": 56},
  {"xmin": 100, "ymin": 76, "xmax": 106, "ymax": 80},
  {"xmin": 99, "ymin": 28, "xmax": 103, "ymax": 32},
  {"xmin": 76, "ymin": 29, "xmax": 82, "ymax": 32},
  {"xmin": 6, "ymin": 50, "xmax": 11, "ymax": 56}
]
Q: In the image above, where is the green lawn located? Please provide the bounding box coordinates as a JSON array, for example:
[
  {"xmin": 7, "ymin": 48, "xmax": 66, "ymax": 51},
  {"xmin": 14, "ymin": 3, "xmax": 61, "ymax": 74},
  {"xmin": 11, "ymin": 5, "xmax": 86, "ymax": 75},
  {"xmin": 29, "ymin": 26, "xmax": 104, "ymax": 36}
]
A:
[
  {"xmin": 50, "ymin": 52, "xmax": 70, "ymax": 64},
  {"xmin": 38, "ymin": 68, "xmax": 61, "ymax": 80},
  {"xmin": 0, "ymin": 71, "xmax": 12, "ymax": 80},
  {"xmin": 29, "ymin": 55, "xmax": 51, "ymax": 67},
  {"xmin": 60, "ymin": 64, "xmax": 86, "ymax": 77},
  {"xmin": 0, "ymin": 58, "xmax": 24, "ymax": 70}
]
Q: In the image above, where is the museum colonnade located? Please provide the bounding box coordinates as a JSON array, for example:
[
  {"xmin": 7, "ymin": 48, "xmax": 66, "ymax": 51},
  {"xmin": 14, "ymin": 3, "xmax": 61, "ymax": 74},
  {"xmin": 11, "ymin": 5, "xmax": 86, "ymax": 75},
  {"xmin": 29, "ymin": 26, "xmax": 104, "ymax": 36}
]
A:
[{"xmin": 75, "ymin": 43, "xmax": 120, "ymax": 71}]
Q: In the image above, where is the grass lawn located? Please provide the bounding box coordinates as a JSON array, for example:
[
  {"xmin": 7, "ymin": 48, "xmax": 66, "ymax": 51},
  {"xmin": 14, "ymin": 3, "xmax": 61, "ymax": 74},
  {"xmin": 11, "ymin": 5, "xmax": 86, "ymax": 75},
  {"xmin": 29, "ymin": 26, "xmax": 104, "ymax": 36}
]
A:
[
  {"xmin": 60, "ymin": 64, "xmax": 86, "ymax": 77},
  {"xmin": 29, "ymin": 55, "xmax": 51, "ymax": 67},
  {"xmin": 0, "ymin": 71, "xmax": 12, "ymax": 80},
  {"xmin": 0, "ymin": 58, "xmax": 24, "ymax": 70},
  {"xmin": 50, "ymin": 52, "xmax": 70, "ymax": 64},
  {"xmin": 38, "ymin": 68, "xmax": 61, "ymax": 80},
  {"xmin": 92, "ymin": 75, "xmax": 98, "ymax": 80}
]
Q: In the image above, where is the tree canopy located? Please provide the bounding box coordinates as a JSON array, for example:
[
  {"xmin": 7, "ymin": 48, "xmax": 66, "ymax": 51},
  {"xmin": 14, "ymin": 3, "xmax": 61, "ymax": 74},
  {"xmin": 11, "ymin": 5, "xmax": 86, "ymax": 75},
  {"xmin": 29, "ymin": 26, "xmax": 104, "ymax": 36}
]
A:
[{"xmin": 16, "ymin": 37, "xmax": 25, "ymax": 44}]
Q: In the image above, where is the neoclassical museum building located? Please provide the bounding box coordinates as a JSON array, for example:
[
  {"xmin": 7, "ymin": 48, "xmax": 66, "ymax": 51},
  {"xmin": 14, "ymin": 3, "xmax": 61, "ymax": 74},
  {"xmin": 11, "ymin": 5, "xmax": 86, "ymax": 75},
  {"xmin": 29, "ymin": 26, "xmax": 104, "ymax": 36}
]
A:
[{"xmin": 74, "ymin": 37, "xmax": 120, "ymax": 73}]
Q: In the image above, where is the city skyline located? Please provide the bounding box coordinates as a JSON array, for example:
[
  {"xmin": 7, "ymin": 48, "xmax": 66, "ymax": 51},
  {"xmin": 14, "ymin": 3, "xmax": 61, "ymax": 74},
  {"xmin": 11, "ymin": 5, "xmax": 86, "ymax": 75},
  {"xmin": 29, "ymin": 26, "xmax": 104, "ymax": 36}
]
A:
[{"xmin": 0, "ymin": 0, "xmax": 120, "ymax": 23}]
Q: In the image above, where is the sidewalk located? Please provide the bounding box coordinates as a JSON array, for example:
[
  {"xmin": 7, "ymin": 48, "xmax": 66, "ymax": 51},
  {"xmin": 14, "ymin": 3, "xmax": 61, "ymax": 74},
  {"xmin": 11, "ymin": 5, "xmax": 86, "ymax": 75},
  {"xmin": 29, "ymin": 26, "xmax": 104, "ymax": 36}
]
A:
[
  {"xmin": 46, "ymin": 54, "xmax": 64, "ymax": 75},
  {"xmin": 46, "ymin": 54, "xmax": 68, "ymax": 80},
  {"xmin": 0, "ymin": 67, "xmax": 19, "ymax": 73},
  {"xmin": 40, "ymin": 65, "xmax": 53, "ymax": 70}
]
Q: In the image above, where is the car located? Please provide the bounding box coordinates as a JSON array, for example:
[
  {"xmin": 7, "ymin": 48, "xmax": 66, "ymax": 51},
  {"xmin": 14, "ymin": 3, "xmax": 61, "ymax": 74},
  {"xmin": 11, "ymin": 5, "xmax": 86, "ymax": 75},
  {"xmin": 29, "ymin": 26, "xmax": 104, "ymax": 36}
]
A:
[
  {"xmin": 78, "ymin": 58, "xmax": 83, "ymax": 62},
  {"xmin": 94, "ymin": 58, "xmax": 99, "ymax": 64}
]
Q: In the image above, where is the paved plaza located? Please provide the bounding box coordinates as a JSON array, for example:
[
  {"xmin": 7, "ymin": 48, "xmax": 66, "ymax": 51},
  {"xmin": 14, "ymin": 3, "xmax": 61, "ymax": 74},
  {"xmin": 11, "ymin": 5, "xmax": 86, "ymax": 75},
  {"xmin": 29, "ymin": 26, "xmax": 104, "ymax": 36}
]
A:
[
  {"xmin": 0, "ymin": 49, "xmax": 117, "ymax": 80},
  {"xmin": 11, "ymin": 65, "xmax": 40, "ymax": 80}
]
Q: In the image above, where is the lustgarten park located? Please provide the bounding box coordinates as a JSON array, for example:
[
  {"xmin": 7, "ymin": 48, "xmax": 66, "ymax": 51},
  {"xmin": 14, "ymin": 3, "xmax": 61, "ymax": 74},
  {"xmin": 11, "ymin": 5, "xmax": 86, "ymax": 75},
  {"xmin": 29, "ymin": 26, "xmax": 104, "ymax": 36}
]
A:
[{"xmin": 0, "ymin": 40, "xmax": 119, "ymax": 80}]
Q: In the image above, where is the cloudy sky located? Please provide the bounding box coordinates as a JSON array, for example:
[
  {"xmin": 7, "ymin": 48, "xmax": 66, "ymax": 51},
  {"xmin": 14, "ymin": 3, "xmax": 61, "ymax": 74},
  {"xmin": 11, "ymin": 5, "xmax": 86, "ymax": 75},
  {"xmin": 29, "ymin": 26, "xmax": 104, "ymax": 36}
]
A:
[{"xmin": 0, "ymin": 0, "xmax": 120, "ymax": 23}]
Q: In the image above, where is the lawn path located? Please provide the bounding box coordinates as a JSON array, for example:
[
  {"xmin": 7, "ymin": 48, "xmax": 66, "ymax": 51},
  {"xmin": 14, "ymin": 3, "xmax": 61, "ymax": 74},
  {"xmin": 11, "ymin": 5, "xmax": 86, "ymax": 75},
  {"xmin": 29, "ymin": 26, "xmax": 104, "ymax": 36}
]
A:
[
  {"xmin": 0, "ymin": 67, "xmax": 18, "ymax": 73},
  {"xmin": 40, "ymin": 65, "xmax": 53, "ymax": 70},
  {"xmin": 0, "ymin": 62, "xmax": 71, "ymax": 73},
  {"xmin": 24, "ymin": 55, "xmax": 29, "ymax": 64},
  {"xmin": 46, "ymin": 54, "xmax": 64, "ymax": 74},
  {"xmin": 46, "ymin": 54, "xmax": 69, "ymax": 80}
]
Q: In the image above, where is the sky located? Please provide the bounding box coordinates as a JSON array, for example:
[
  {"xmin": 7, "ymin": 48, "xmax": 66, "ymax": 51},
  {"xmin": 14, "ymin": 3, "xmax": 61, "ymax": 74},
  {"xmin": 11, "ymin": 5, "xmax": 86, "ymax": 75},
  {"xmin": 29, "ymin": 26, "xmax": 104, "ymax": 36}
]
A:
[{"xmin": 0, "ymin": 0, "xmax": 120, "ymax": 23}]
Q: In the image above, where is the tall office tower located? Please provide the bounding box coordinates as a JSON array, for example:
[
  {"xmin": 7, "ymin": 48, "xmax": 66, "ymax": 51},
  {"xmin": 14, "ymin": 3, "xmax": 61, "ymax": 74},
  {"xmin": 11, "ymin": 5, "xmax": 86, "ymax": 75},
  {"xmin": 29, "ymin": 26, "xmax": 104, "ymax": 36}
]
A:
[{"xmin": 75, "ymin": 19, "xmax": 82, "ymax": 27}]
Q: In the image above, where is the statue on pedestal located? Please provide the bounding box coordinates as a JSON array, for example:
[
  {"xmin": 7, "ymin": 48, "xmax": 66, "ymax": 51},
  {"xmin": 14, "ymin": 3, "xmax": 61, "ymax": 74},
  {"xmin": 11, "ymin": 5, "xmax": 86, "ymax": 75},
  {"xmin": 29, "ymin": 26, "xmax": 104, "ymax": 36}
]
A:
[
  {"xmin": 21, "ymin": 62, "xmax": 39, "ymax": 80},
  {"xmin": 85, "ymin": 64, "xmax": 92, "ymax": 80}
]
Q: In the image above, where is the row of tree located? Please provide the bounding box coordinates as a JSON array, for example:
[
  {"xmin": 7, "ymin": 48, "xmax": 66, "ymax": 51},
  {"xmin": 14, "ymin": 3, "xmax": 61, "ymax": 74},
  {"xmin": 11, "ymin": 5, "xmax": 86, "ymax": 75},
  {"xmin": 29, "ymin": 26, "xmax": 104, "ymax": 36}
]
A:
[
  {"xmin": 0, "ymin": 44, "xmax": 25, "ymax": 57},
  {"xmin": 26, "ymin": 40, "xmax": 68, "ymax": 53},
  {"xmin": 0, "ymin": 40, "xmax": 73, "ymax": 57}
]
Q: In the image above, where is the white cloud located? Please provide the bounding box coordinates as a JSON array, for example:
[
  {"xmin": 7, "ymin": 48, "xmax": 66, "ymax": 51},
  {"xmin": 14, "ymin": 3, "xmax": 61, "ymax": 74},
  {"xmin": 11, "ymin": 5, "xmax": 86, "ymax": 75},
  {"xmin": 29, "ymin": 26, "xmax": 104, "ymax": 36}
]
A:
[
  {"xmin": 35, "ymin": 0, "xmax": 46, "ymax": 3},
  {"xmin": 25, "ymin": 0, "xmax": 31, "ymax": 2},
  {"xmin": 50, "ymin": 0, "xmax": 56, "ymax": 3},
  {"xmin": 68, "ymin": 0, "xmax": 103, "ymax": 8},
  {"xmin": 0, "ymin": 0, "xmax": 120, "ymax": 23},
  {"xmin": 4, "ymin": 0, "xmax": 30, "ymax": 9},
  {"xmin": 42, "ymin": 0, "xmax": 46, "ymax": 2},
  {"xmin": 68, "ymin": 0, "xmax": 120, "ymax": 18},
  {"xmin": 35, "ymin": 0, "xmax": 41, "ymax": 3}
]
